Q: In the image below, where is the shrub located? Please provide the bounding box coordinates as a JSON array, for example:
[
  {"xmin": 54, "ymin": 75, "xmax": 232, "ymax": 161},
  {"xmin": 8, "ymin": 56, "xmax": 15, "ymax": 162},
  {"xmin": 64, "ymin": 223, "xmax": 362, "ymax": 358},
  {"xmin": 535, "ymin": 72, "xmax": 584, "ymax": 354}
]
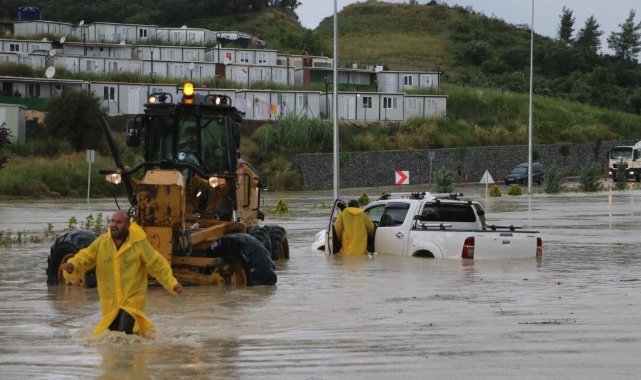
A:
[
  {"xmin": 273, "ymin": 199, "xmax": 289, "ymax": 215},
  {"xmin": 578, "ymin": 161, "xmax": 604, "ymax": 192},
  {"xmin": 434, "ymin": 168, "xmax": 456, "ymax": 193},
  {"xmin": 614, "ymin": 159, "xmax": 628, "ymax": 189},
  {"xmin": 543, "ymin": 164, "xmax": 566, "ymax": 193},
  {"xmin": 358, "ymin": 193, "xmax": 370, "ymax": 206},
  {"xmin": 507, "ymin": 184, "xmax": 523, "ymax": 196},
  {"xmin": 489, "ymin": 185, "xmax": 501, "ymax": 197}
]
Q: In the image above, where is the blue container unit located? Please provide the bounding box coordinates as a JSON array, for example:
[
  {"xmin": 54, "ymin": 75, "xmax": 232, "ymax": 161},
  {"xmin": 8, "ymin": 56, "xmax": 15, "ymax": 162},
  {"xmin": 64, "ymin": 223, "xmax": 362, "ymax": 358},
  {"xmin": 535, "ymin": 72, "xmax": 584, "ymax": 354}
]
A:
[{"xmin": 17, "ymin": 7, "xmax": 41, "ymax": 21}]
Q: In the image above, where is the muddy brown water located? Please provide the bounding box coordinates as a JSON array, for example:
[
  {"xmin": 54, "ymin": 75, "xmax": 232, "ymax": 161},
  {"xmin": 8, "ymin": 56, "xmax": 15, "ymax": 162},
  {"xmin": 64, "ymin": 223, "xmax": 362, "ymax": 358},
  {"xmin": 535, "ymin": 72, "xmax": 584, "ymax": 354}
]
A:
[{"xmin": 1, "ymin": 187, "xmax": 641, "ymax": 379}]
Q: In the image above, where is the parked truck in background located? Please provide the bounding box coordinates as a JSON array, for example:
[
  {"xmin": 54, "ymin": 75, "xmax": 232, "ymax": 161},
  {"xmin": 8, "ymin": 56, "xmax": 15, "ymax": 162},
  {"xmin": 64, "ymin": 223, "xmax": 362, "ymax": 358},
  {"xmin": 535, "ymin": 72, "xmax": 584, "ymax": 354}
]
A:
[{"xmin": 607, "ymin": 141, "xmax": 641, "ymax": 181}]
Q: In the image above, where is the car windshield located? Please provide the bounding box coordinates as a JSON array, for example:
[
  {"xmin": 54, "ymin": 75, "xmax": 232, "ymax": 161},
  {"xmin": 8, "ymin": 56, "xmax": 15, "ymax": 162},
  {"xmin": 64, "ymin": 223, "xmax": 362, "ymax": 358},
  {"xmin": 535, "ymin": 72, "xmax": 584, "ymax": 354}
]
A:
[
  {"xmin": 511, "ymin": 167, "xmax": 527, "ymax": 175},
  {"xmin": 609, "ymin": 148, "xmax": 632, "ymax": 160}
]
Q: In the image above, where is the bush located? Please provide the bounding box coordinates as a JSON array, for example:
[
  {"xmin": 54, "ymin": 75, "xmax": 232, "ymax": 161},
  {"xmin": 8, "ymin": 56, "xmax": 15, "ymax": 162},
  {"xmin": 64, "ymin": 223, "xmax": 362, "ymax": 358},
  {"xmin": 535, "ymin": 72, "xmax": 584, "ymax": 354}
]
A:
[
  {"xmin": 434, "ymin": 168, "xmax": 456, "ymax": 193},
  {"xmin": 489, "ymin": 185, "xmax": 501, "ymax": 197},
  {"xmin": 358, "ymin": 193, "xmax": 370, "ymax": 206},
  {"xmin": 578, "ymin": 161, "xmax": 604, "ymax": 192},
  {"xmin": 614, "ymin": 159, "xmax": 629, "ymax": 189},
  {"xmin": 272, "ymin": 199, "xmax": 289, "ymax": 215},
  {"xmin": 543, "ymin": 164, "xmax": 566, "ymax": 193},
  {"xmin": 507, "ymin": 184, "xmax": 522, "ymax": 196}
]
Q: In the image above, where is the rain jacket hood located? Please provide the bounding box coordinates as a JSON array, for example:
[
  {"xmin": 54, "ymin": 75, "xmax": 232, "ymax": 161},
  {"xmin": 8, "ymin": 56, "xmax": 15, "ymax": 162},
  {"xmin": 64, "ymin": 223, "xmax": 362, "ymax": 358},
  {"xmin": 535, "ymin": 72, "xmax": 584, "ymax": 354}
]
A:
[
  {"xmin": 66, "ymin": 222, "xmax": 178, "ymax": 337},
  {"xmin": 333, "ymin": 206, "xmax": 375, "ymax": 255}
]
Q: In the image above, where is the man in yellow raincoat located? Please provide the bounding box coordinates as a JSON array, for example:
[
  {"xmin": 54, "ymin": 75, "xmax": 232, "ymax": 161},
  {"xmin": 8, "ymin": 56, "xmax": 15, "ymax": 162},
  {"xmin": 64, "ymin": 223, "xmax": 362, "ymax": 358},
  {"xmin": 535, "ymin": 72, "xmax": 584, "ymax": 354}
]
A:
[
  {"xmin": 333, "ymin": 200, "xmax": 375, "ymax": 255},
  {"xmin": 61, "ymin": 210, "xmax": 183, "ymax": 337}
]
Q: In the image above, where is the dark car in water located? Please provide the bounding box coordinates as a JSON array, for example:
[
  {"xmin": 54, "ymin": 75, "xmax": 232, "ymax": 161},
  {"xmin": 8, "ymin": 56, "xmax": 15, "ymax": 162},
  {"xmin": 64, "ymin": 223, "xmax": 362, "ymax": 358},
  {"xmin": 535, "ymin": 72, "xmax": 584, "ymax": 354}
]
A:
[{"xmin": 504, "ymin": 163, "xmax": 544, "ymax": 185}]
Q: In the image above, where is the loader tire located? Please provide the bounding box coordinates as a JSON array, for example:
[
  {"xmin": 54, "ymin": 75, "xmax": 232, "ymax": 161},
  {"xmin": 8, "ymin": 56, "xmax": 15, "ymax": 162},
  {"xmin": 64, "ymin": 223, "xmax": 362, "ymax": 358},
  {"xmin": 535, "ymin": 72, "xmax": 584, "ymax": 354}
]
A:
[
  {"xmin": 247, "ymin": 226, "xmax": 271, "ymax": 251},
  {"xmin": 220, "ymin": 233, "xmax": 277, "ymax": 286},
  {"xmin": 46, "ymin": 230, "xmax": 98, "ymax": 288},
  {"xmin": 265, "ymin": 225, "xmax": 289, "ymax": 260}
]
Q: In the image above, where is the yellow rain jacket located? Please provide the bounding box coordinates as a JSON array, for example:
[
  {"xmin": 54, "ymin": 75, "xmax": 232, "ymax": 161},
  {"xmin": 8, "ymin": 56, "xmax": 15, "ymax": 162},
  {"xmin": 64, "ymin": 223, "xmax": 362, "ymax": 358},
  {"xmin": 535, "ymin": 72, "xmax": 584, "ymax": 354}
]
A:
[
  {"xmin": 66, "ymin": 222, "xmax": 179, "ymax": 337},
  {"xmin": 333, "ymin": 206, "xmax": 375, "ymax": 255}
]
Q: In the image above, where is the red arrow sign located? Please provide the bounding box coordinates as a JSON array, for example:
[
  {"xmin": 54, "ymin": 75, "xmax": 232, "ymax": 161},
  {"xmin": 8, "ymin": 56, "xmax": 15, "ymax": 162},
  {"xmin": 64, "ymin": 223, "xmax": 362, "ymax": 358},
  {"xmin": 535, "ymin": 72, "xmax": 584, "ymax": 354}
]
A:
[{"xmin": 395, "ymin": 170, "xmax": 409, "ymax": 185}]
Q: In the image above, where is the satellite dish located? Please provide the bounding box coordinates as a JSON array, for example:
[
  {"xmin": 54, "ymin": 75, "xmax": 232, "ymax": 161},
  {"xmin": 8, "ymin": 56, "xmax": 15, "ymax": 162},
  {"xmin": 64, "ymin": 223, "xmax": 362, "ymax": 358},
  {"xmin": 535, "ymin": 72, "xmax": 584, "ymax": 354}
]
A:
[
  {"xmin": 59, "ymin": 36, "xmax": 66, "ymax": 44},
  {"xmin": 119, "ymin": 40, "xmax": 125, "ymax": 45},
  {"xmin": 45, "ymin": 66, "xmax": 56, "ymax": 79},
  {"xmin": 189, "ymin": 62, "xmax": 195, "ymax": 70},
  {"xmin": 78, "ymin": 20, "xmax": 84, "ymax": 26},
  {"xmin": 49, "ymin": 49, "xmax": 56, "ymax": 57}
]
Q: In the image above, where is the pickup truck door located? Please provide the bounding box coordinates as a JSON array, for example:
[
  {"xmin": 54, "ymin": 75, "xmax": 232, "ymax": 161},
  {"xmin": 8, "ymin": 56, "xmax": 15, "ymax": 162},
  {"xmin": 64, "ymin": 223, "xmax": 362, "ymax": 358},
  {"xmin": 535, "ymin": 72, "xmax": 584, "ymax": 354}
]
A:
[
  {"xmin": 326, "ymin": 199, "xmax": 347, "ymax": 254},
  {"xmin": 370, "ymin": 201, "xmax": 411, "ymax": 256}
]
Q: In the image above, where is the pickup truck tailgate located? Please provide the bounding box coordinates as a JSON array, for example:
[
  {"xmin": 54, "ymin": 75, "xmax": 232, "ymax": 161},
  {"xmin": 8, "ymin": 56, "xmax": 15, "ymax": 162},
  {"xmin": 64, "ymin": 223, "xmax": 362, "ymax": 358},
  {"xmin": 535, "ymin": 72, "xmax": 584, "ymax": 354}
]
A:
[{"xmin": 473, "ymin": 231, "xmax": 540, "ymax": 259}]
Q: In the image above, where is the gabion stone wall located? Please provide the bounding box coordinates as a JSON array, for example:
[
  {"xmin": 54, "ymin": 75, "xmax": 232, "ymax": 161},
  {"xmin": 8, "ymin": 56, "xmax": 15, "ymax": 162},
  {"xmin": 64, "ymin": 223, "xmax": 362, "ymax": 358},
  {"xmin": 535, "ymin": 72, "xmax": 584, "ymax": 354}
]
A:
[{"xmin": 292, "ymin": 140, "xmax": 638, "ymax": 190}]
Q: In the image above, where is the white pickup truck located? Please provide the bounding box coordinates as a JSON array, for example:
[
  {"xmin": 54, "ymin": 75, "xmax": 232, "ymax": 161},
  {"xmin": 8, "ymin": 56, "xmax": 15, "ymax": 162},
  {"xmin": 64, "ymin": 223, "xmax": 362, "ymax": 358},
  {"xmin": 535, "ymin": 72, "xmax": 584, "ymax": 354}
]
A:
[{"xmin": 312, "ymin": 192, "xmax": 542, "ymax": 259}]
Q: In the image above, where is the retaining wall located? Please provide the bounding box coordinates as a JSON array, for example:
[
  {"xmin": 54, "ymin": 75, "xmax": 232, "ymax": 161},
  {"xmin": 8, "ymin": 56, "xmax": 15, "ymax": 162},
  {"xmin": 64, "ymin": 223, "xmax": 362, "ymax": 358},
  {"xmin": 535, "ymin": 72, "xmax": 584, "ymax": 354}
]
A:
[{"xmin": 292, "ymin": 140, "xmax": 638, "ymax": 190}]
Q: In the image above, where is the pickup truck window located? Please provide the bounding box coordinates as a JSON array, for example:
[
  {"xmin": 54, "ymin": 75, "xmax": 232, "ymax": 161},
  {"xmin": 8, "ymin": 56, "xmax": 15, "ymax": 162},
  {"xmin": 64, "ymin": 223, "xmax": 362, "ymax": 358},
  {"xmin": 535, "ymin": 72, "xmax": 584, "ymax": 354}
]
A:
[
  {"xmin": 379, "ymin": 202, "xmax": 410, "ymax": 227},
  {"xmin": 366, "ymin": 204, "xmax": 386, "ymax": 224},
  {"xmin": 420, "ymin": 203, "xmax": 476, "ymax": 222}
]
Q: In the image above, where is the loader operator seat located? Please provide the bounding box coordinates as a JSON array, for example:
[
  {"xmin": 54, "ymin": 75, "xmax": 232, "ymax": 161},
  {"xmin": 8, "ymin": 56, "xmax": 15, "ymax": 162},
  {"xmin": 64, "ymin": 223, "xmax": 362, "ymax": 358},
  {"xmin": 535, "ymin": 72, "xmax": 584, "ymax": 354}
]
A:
[{"xmin": 178, "ymin": 127, "xmax": 206, "ymax": 169}]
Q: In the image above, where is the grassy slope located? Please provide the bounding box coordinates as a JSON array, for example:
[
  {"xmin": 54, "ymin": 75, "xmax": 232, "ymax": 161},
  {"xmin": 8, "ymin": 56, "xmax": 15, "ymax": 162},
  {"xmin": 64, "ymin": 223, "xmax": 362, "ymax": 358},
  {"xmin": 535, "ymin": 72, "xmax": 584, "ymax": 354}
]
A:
[{"xmin": 314, "ymin": 2, "xmax": 469, "ymax": 71}]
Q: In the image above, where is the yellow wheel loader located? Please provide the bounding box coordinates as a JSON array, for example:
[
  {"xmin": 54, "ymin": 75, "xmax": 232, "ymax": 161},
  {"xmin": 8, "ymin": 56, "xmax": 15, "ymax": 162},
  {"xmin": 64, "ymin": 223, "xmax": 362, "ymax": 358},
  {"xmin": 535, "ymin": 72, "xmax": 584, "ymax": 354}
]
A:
[{"xmin": 46, "ymin": 83, "xmax": 288, "ymax": 287}]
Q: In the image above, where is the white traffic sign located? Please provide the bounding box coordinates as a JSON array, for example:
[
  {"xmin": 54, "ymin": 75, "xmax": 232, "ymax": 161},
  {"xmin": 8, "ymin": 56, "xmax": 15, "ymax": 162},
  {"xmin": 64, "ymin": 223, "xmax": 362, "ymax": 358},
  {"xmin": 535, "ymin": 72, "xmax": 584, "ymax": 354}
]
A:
[
  {"xmin": 86, "ymin": 149, "xmax": 95, "ymax": 163},
  {"xmin": 479, "ymin": 170, "xmax": 494, "ymax": 184},
  {"xmin": 480, "ymin": 170, "xmax": 495, "ymax": 197},
  {"xmin": 395, "ymin": 170, "xmax": 409, "ymax": 185}
]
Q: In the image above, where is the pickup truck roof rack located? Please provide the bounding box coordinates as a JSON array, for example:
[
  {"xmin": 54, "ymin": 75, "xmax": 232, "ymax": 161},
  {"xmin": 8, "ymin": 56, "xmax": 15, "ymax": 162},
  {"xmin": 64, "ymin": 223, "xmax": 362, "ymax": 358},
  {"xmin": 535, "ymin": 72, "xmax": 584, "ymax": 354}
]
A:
[{"xmin": 378, "ymin": 191, "xmax": 464, "ymax": 201}]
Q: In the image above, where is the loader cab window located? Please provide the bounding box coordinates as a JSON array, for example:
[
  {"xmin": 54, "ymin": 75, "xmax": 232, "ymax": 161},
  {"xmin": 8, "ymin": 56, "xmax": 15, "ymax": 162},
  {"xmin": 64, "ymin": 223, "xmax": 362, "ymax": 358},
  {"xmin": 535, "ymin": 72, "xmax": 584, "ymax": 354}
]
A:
[
  {"xmin": 146, "ymin": 115, "xmax": 175, "ymax": 162},
  {"xmin": 199, "ymin": 115, "xmax": 231, "ymax": 174}
]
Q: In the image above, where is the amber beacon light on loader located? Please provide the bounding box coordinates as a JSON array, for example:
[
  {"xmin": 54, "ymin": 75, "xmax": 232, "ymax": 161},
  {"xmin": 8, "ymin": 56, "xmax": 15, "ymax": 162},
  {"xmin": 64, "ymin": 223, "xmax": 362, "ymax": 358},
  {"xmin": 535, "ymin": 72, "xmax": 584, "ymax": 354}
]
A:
[{"xmin": 46, "ymin": 82, "xmax": 288, "ymax": 287}]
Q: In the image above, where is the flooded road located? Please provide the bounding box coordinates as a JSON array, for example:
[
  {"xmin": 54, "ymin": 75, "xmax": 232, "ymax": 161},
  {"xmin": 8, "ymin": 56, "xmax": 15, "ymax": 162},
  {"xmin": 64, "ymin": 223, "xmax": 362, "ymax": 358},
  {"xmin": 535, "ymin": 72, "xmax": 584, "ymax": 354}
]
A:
[{"xmin": 1, "ymin": 187, "xmax": 641, "ymax": 379}]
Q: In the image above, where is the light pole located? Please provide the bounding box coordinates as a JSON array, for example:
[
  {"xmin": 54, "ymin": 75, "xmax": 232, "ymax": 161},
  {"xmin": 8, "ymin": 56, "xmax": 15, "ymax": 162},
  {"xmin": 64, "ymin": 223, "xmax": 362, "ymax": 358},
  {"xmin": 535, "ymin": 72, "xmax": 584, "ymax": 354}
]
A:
[
  {"xmin": 332, "ymin": 0, "xmax": 339, "ymax": 199},
  {"xmin": 527, "ymin": 0, "xmax": 534, "ymax": 194},
  {"xmin": 78, "ymin": 19, "xmax": 86, "ymax": 56},
  {"xmin": 324, "ymin": 75, "xmax": 331, "ymax": 119}
]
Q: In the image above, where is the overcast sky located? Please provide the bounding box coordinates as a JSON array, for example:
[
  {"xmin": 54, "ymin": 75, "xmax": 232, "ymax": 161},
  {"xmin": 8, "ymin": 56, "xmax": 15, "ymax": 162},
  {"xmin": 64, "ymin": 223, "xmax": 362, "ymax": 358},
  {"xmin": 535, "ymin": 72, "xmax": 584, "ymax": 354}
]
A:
[{"xmin": 296, "ymin": 0, "xmax": 640, "ymax": 54}]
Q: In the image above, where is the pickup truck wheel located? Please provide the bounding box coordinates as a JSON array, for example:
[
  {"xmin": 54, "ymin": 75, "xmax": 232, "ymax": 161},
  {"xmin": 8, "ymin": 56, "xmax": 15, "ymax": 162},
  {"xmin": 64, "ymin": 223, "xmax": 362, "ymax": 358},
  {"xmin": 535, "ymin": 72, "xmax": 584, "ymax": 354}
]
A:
[
  {"xmin": 46, "ymin": 230, "xmax": 98, "ymax": 288},
  {"xmin": 218, "ymin": 233, "xmax": 277, "ymax": 286},
  {"xmin": 265, "ymin": 225, "xmax": 289, "ymax": 260},
  {"xmin": 413, "ymin": 251, "xmax": 435, "ymax": 258}
]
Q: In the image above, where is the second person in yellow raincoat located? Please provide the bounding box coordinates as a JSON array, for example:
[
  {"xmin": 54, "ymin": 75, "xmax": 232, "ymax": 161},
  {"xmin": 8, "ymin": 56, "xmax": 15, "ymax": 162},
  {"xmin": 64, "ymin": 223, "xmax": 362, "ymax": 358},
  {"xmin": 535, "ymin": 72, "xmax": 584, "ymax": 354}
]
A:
[
  {"xmin": 333, "ymin": 200, "xmax": 375, "ymax": 255},
  {"xmin": 61, "ymin": 210, "xmax": 183, "ymax": 337}
]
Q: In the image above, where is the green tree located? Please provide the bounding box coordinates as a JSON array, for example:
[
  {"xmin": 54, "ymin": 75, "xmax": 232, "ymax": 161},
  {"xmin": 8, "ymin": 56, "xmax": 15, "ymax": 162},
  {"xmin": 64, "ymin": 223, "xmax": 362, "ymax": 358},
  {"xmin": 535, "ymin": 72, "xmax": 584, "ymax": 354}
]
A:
[
  {"xmin": 575, "ymin": 15, "xmax": 604, "ymax": 55},
  {"xmin": 607, "ymin": 9, "xmax": 641, "ymax": 62},
  {"xmin": 0, "ymin": 126, "xmax": 10, "ymax": 170},
  {"xmin": 44, "ymin": 90, "xmax": 107, "ymax": 152},
  {"xmin": 558, "ymin": 6, "xmax": 575, "ymax": 45}
]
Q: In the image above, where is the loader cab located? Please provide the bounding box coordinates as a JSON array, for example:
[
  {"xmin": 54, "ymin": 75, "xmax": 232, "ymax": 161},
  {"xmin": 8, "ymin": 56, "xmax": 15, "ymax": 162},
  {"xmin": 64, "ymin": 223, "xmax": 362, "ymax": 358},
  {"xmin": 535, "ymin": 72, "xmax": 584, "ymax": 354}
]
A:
[{"xmin": 135, "ymin": 104, "xmax": 239, "ymax": 177}]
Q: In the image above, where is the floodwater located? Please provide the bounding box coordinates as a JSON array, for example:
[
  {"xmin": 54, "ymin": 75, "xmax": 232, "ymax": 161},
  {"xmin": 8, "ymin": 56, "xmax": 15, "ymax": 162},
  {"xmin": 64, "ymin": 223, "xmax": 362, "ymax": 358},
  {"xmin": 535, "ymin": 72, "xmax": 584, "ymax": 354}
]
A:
[{"xmin": 2, "ymin": 187, "xmax": 641, "ymax": 379}]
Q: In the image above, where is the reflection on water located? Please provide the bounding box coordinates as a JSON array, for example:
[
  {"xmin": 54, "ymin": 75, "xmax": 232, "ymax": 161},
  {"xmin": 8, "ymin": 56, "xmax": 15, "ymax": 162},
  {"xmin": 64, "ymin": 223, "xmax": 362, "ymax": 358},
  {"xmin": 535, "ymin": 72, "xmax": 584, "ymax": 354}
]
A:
[{"xmin": 2, "ymin": 189, "xmax": 641, "ymax": 379}]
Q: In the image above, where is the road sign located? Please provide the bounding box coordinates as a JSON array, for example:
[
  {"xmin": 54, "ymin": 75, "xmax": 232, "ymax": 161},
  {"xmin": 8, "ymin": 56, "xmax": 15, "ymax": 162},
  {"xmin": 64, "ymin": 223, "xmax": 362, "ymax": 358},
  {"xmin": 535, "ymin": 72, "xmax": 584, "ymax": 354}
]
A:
[
  {"xmin": 395, "ymin": 170, "xmax": 409, "ymax": 185},
  {"xmin": 479, "ymin": 170, "xmax": 494, "ymax": 184},
  {"xmin": 86, "ymin": 149, "xmax": 95, "ymax": 163},
  {"xmin": 479, "ymin": 170, "xmax": 495, "ymax": 197}
]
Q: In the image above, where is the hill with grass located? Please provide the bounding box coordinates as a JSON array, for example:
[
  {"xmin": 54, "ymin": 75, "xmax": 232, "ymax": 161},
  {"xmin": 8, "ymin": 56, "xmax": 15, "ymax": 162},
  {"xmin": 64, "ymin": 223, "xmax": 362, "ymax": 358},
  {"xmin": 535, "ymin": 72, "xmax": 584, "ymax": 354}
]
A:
[{"xmin": 311, "ymin": 1, "xmax": 641, "ymax": 116}]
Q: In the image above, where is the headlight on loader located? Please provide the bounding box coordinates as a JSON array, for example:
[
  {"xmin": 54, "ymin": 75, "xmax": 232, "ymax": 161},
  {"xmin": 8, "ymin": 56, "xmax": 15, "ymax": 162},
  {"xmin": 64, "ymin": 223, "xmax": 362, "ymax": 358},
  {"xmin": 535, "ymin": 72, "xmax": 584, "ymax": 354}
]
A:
[
  {"xmin": 105, "ymin": 173, "xmax": 122, "ymax": 185},
  {"xmin": 208, "ymin": 177, "xmax": 226, "ymax": 189}
]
